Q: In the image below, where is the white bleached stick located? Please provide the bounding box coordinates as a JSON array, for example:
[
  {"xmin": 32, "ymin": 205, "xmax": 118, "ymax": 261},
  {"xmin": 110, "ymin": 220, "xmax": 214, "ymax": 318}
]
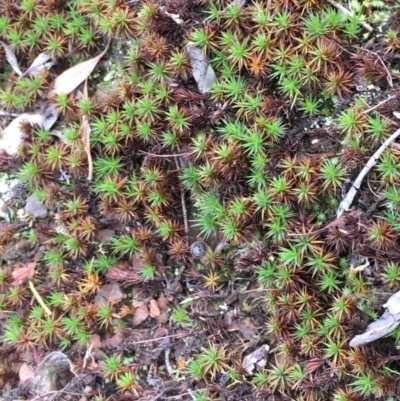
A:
[
  {"xmin": 326, "ymin": 0, "xmax": 373, "ymax": 33},
  {"xmin": 337, "ymin": 128, "xmax": 400, "ymax": 218}
]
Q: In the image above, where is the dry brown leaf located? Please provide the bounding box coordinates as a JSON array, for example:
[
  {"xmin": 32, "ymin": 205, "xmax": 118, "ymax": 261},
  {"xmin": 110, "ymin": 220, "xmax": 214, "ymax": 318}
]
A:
[
  {"xmin": 132, "ymin": 298, "xmax": 145, "ymax": 308},
  {"xmin": 156, "ymin": 311, "xmax": 169, "ymax": 324},
  {"xmin": 97, "ymin": 229, "xmax": 115, "ymax": 242},
  {"xmin": 237, "ymin": 318, "xmax": 257, "ymax": 340},
  {"xmin": 0, "ymin": 41, "xmax": 23, "ymax": 76},
  {"xmin": 104, "ymin": 332, "xmax": 124, "ymax": 349},
  {"xmin": 47, "ymin": 42, "xmax": 109, "ymax": 97},
  {"xmin": 81, "ymin": 80, "xmax": 93, "ymax": 181},
  {"xmin": 11, "ymin": 262, "xmax": 35, "ymax": 286},
  {"xmin": 149, "ymin": 299, "xmax": 160, "ymax": 318},
  {"xmin": 132, "ymin": 255, "xmax": 145, "ymax": 271},
  {"xmin": 90, "ymin": 334, "xmax": 102, "ymax": 349},
  {"xmin": 95, "ymin": 283, "xmax": 123, "ymax": 305},
  {"xmin": 157, "ymin": 293, "xmax": 169, "ymax": 312},
  {"xmin": 132, "ymin": 304, "xmax": 149, "ymax": 326}
]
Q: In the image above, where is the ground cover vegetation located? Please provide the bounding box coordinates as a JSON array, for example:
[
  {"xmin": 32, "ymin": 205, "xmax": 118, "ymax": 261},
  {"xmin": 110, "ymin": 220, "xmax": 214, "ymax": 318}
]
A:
[{"xmin": 0, "ymin": 0, "xmax": 400, "ymax": 400}]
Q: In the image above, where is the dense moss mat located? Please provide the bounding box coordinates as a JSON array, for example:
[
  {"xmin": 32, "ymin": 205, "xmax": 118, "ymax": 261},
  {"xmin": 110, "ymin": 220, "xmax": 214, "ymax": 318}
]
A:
[{"xmin": 1, "ymin": 0, "xmax": 400, "ymax": 400}]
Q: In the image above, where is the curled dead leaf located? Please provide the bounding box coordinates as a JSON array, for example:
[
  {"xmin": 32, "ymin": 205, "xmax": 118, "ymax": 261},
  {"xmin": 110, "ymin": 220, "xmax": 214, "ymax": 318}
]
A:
[
  {"xmin": 132, "ymin": 304, "xmax": 149, "ymax": 326},
  {"xmin": 11, "ymin": 262, "xmax": 35, "ymax": 286},
  {"xmin": 22, "ymin": 52, "xmax": 53, "ymax": 77},
  {"xmin": 19, "ymin": 363, "xmax": 34, "ymax": 384},
  {"xmin": 156, "ymin": 311, "xmax": 169, "ymax": 324},
  {"xmin": 95, "ymin": 283, "xmax": 123, "ymax": 305},
  {"xmin": 157, "ymin": 293, "xmax": 169, "ymax": 312},
  {"xmin": 0, "ymin": 41, "xmax": 23, "ymax": 76},
  {"xmin": 149, "ymin": 299, "xmax": 160, "ymax": 318}
]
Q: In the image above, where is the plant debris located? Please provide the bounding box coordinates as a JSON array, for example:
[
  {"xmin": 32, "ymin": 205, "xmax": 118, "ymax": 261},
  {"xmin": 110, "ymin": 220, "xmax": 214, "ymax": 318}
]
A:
[{"xmin": 1, "ymin": 1, "xmax": 400, "ymax": 400}]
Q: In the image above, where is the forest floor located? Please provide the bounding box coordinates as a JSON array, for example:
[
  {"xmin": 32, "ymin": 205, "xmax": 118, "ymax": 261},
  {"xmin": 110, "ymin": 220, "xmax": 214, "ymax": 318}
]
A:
[{"xmin": 2, "ymin": 0, "xmax": 400, "ymax": 400}]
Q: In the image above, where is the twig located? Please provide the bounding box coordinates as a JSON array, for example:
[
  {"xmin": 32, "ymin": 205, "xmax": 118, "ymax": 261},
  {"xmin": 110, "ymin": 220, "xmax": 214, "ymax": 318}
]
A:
[
  {"xmin": 287, "ymin": 210, "xmax": 361, "ymax": 237},
  {"xmin": 174, "ymin": 158, "xmax": 189, "ymax": 239},
  {"xmin": 29, "ymin": 390, "xmax": 83, "ymax": 401},
  {"xmin": 171, "ymin": 389, "xmax": 210, "ymax": 400},
  {"xmin": 83, "ymin": 342, "xmax": 94, "ymax": 369},
  {"xmin": 130, "ymin": 330, "xmax": 203, "ymax": 345},
  {"xmin": 326, "ymin": 0, "xmax": 373, "ymax": 32},
  {"xmin": 164, "ymin": 348, "xmax": 174, "ymax": 378},
  {"xmin": 337, "ymin": 128, "xmax": 400, "ymax": 218},
  {"xmin": 139, "ymin": 151, "xmax": 189, "ymax": 158},
  {"xmin": 147, "ymin": 364, "xmax": 157, "ymax": 386},
  {"xmin": 363, "ymin": 94, "xmax": 398, "ymax": 114},
  {"xmin": 366, "ymin": 177, "xmax": 383, "ymax": 200},
  {"xmin": 28, "ymin": 280, "xmax": 52, "ymax": 316}
]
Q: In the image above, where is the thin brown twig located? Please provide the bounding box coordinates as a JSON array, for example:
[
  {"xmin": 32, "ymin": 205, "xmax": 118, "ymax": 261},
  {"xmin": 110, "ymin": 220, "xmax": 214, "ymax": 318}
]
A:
[
  {"xmin": 366, "ymin": 177, "xmax": 383, "ymax": 200},
  {"xmin": 130, "ymin": 330, "xmax": 204, "ymax": 345},
  {"xmin": 337, "ymin": 127, "xmax": 400, "ymax": 217},
  {"xmin": 139, "ymin": 151, "xmax": 189, "ymax": 158},
  {"xmin": 363, "ymin": 94, "xmax": 398, "ymax": 114},
  {"xmin": 174, "ymin": 158, "xmax": 189, "ymax": 239},
  {"xmin": 29, "ymin": 390, "xmax": 83, "ymax": 401}
]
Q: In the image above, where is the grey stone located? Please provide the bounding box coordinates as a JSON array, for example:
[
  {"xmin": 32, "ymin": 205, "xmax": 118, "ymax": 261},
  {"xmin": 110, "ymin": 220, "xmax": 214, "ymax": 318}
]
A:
[{"xmin": 25, "ymin": 194, "xmax": 48, "ymax": 218}]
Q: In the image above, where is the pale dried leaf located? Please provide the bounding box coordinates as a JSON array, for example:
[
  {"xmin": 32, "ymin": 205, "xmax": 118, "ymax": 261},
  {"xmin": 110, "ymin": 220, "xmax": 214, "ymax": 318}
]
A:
[
  {"xmin": 349, "ymin": 291, "xmax": 400, "ymax": 347},
  {"xmin": 383, "ymin": 290, "xmax": 400, "ymax": 314},
  {"xmin": 38, "ymin": 103, "xmax": 60, "ymax": 130},
  {"xmin": 149, "ymin": 299, "xmax": 160, "ymax": 318},
  {"xmin": 81, "ymin": 80, "xmax": 93, "ymax": 181},
  {"xmin": 203, "ymin": 65, "xmax": 217, "ymax": 93},
  {"xmin": 394, "ymin": 111, "xmax": 400, "ymax": 120},
  {"xmin": 0, "ymin": 113, "xmax": 42, "ymax": 154},
  {"xmin": 349, "ymin": 310, "xmax": 400, "ymax": 347},
  {"xmin": 19, "ymin": 363, "xmax": 34, "ymax": 383},
  {"xmin": 242, "ymin": 345, "xmax": 270, "ymax": 375},
  {"xmin": 48, "ymin": 43, "xmax": 109, "ymax": 97},
  {"xmin": 132, "ymin": 304, "xmax": 149, "ymax": 326},
  {"xmin": 0, "ymin": 104, "xmax": 60, "ymax": 155},
  {"xmin": 160, "ymin": 7, "xmax": 184, "ymax": 24},
  {"xmin": 11, "ymin": 262, "xmax": 35, "ymax": 285},
  {"xmin": 186, "ymin": 42, "xmax": 217, "ymax": 94},
  {"xmin": 0, "ymin": 41, "xmax": 23, "ymax": 76},
  {"xmin": 33, "ymin": 352, "xmax": 75, "ymax": 394},
  {"xmin": 22, "ymin": 52, "xmax": 52, "ymax": 77}
]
